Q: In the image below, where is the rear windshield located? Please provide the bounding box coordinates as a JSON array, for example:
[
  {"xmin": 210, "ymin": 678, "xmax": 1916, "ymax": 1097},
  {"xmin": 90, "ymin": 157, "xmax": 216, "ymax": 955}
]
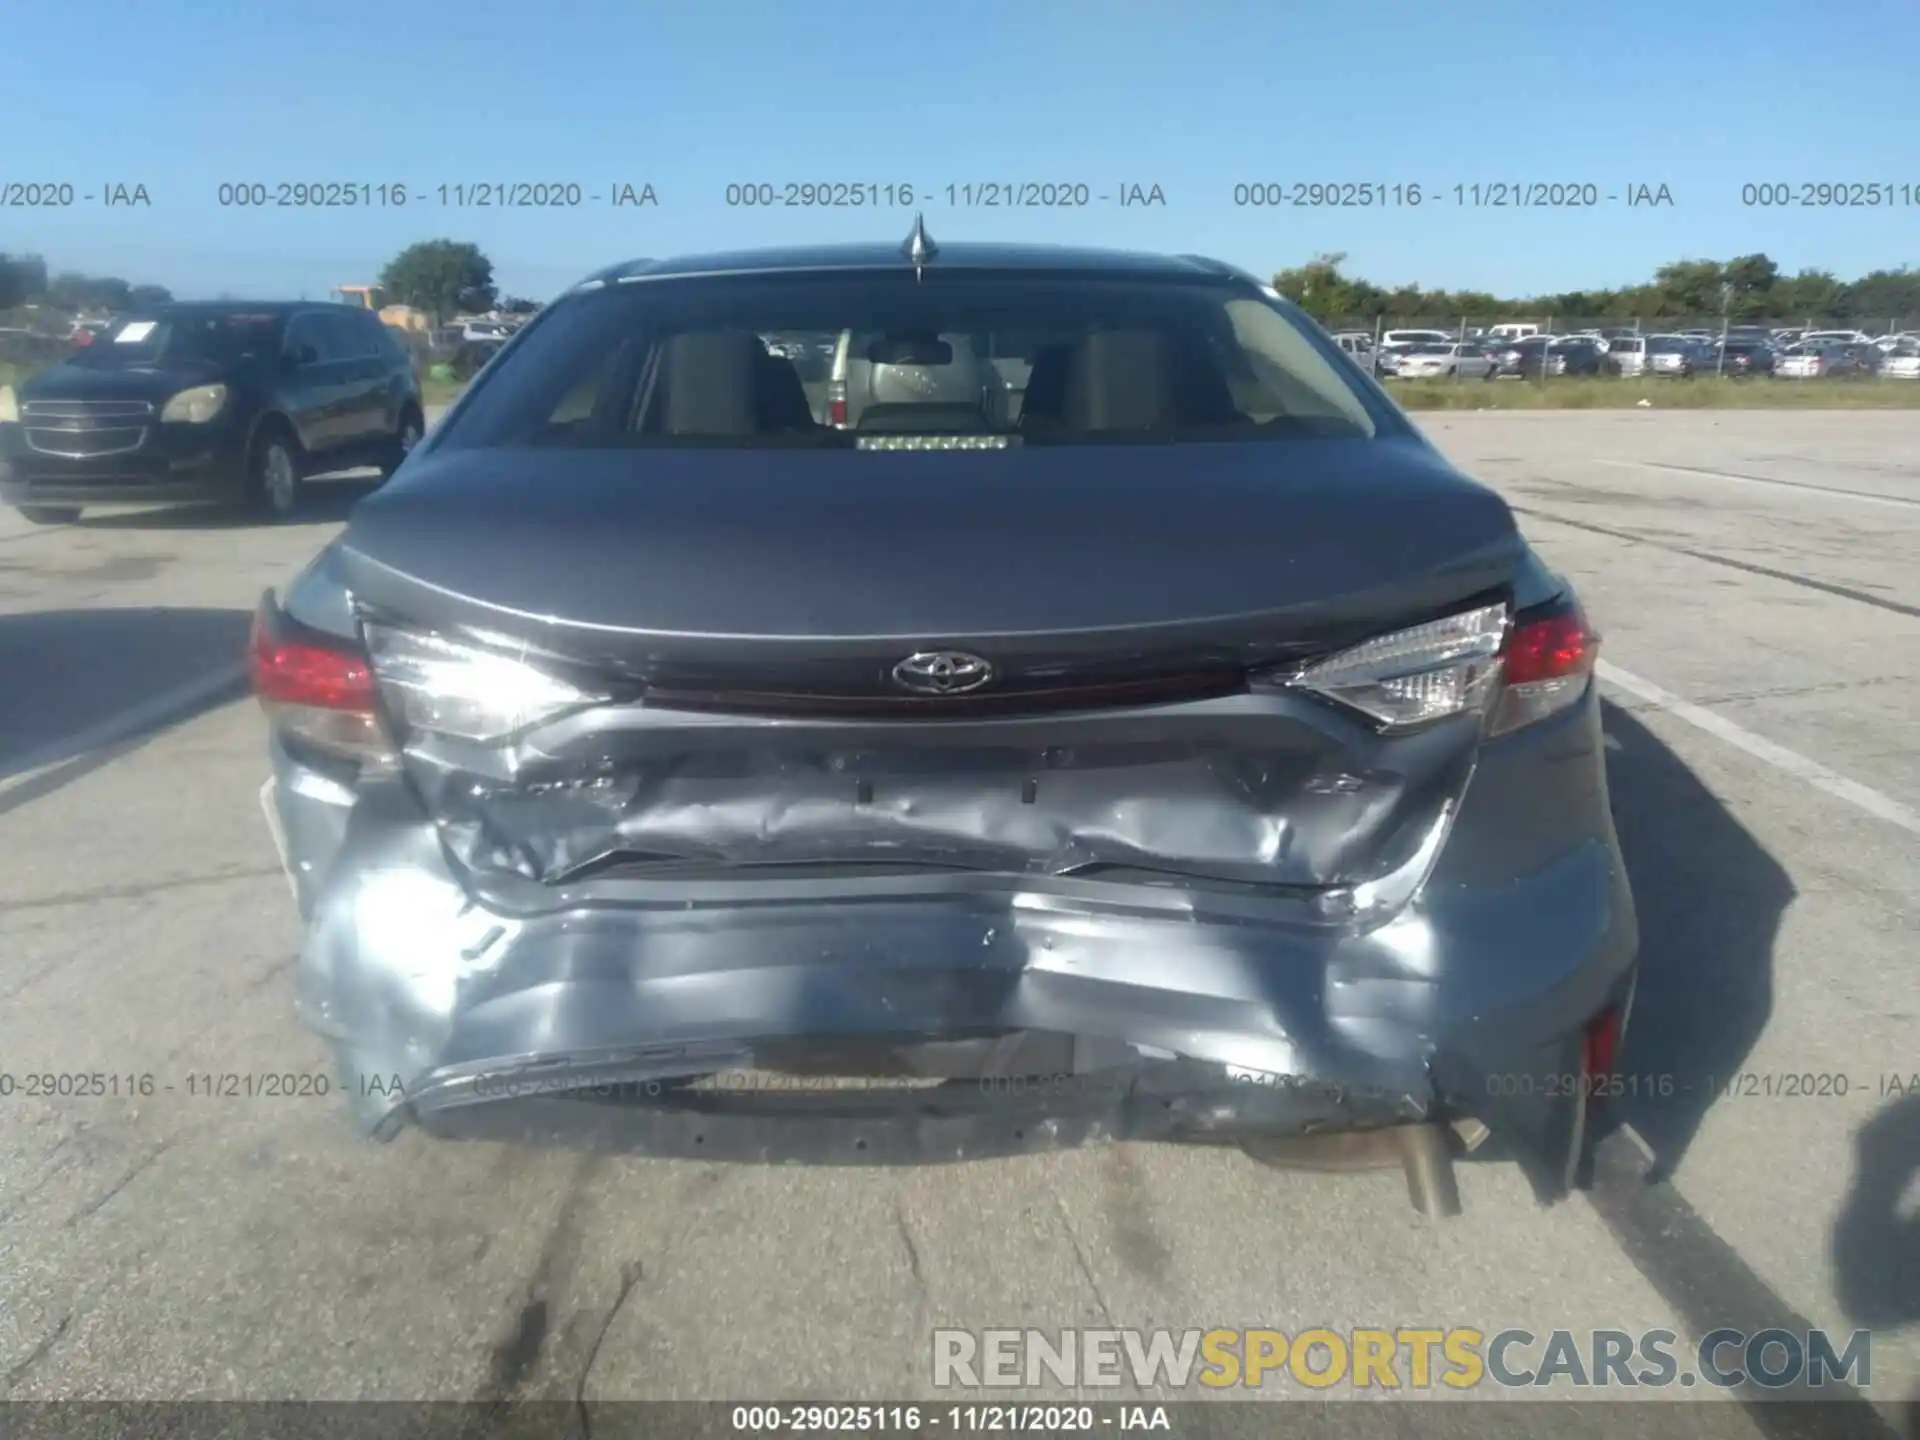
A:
[
  {"xmin": 434, "ymin": 273, "xmax": 1388, "ymax": 450},
  {"xmin": 67, "ymin": 309, "xmax": 285, "ymax": 368}
]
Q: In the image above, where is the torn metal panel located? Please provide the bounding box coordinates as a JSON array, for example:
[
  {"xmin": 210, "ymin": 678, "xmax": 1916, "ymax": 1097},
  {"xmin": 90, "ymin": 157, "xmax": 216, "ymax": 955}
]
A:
[{"xmin": 397, "ymin": 693, "xmax": 1482, "ymax": 890}]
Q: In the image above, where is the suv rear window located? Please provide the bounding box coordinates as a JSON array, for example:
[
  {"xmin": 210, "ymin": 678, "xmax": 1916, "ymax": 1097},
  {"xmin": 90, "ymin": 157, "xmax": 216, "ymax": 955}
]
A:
[{"xmin": 436, "ymin": 272, "xmax": 1388, "ymax": 451}]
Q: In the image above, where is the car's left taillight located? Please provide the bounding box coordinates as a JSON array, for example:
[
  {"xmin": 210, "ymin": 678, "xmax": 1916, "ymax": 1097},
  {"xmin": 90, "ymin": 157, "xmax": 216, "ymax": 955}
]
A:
[{"xmin": 248, "ymin": 597, "xmax": 396, "ymax": 765}]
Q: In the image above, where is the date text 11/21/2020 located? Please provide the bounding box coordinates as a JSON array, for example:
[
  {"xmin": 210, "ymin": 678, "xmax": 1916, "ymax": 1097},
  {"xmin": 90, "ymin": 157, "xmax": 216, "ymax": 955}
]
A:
[
  {"xmin": 722, "ymin": 182, "xmax": 1168, "ymax": 208},
  {"xmin": 1230, "ymin": 181, "xmax": 1676, "ymax": 208}
]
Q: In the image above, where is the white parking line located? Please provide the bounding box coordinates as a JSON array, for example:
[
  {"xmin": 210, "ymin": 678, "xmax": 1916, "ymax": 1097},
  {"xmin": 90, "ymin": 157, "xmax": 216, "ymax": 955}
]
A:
[
  {"xmin": 0, "ymin": 663, "xmax": 247, "ymax": 796},
  {"xmin": 1595, "ymin": 458, "xmax": 1920, "ymax": 510},
  {"xmin": 1597, "ymin": 659, "xmax": 1920, "ymax": 838}
]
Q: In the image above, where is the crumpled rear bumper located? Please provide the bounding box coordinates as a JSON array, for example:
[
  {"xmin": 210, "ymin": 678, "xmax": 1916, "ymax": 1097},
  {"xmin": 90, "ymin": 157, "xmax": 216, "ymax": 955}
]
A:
[{"xmin": 273, "ymin": 686, "xmax": 1638, "ymax": 1204}]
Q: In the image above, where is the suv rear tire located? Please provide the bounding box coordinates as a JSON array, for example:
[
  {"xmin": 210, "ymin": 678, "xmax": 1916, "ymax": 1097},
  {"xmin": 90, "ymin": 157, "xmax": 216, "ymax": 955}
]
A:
[
  {"xmin": 17, "ymin": 504, "xmax": 82, "ymax": 525},
  {"xmin": 382, "ymin": 405, "xmax": 424, "ymax": 477}
]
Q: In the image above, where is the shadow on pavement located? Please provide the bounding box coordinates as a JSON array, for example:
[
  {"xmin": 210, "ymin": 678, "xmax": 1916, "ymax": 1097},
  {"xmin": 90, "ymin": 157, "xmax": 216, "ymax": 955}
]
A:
[
  {"xmin": 1595, "ymin": 699, "xmax": 1795, "ymax": 1179},
  {"xmin": 0, "ymin": 606, "xmax": 253, "ymax": 787},
  {"xmin": 1833, "ymin": 1091, "xmax": 1920, "ymax": 1435},
  {"xmin": 70, "ymin": 472, "xmax": 382, "ymax": 531}
]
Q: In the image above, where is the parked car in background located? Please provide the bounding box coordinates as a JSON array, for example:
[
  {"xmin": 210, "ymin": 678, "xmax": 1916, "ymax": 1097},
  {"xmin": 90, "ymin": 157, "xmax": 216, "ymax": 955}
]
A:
[
  {"xmin": 1713, "ymin": 340, "xmax": 1775, "ymax": 375},
  {"xmin": 250, "ymin": 233, "xmax": 1635, "ymax": 1216},
  {"xmin": 1545, "ymin": 340, "xmax": 1606, "ymax": 376},
  {"xmin": 1375, "ymin": 330, "xmax": 1455, "ymax": 377},
  {"xmin": 827, "ymin": 328, "xmax": 996, "ymax": 429},
  {"xmin": 1488, "ymin": 336, "xmax": 1557, "ymax": 378},
  {"xmin": 1880, "ymin": 341, "xmax": 1920, "ymax": 379},
  {"xmin": 1774, "ymin": 342, "xmax": 1876, "ymax": 379},
  {"xmin": 1801, "ymin": 329, "xmax": 1874, "ymax": 348},
  {"xmin": 1331, "ymin": 332, "xmax": 1376, "ymax": 372},
  {"xmin": 1485, "ymin": 323, "xmax": 1541, "ymax": 343},
  {"xmin": 1603, "ymin": 336, "xmax": 1649, "ymax": 376},
  {"xmin": 0, "ymin": 301, "xmax": 425, "ymax": 524},
  {"xmin": 1646, "ymin": 335, "xmax": 1702, "ymax": 376},
  {"xmin": 1837, "ymin": 342, "xmax": 1884, "ymax": 375},
  {"xmin": 1392, "ymin": 342, "xmax": 1495, "ymax": 379}
]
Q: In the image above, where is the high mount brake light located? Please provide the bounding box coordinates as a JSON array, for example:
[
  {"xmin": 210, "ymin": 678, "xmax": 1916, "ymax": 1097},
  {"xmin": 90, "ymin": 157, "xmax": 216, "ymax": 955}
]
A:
[{"xmin": 248, "ymin": 601, "xmax": 395, "ymax": 764}]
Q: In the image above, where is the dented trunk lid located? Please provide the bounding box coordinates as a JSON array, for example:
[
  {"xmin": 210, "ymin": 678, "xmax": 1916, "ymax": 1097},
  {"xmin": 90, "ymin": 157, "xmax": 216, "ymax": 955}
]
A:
[{"xmin": 338, "ymin": 438, "xmax": 1524, "ymax": 890}]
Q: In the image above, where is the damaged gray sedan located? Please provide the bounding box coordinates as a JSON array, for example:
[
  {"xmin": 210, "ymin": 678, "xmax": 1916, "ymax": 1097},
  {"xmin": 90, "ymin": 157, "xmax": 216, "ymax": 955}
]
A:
[{"xmin": 251, "ymin": 228, "xmax": 1636, "ymax": 1216}]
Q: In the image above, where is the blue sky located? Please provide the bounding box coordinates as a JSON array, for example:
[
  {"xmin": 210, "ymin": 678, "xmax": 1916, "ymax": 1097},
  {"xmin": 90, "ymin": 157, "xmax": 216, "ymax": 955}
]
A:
[{"xmin": 6, "ymin": 0, "xmax": 1916, "ymax": 302}]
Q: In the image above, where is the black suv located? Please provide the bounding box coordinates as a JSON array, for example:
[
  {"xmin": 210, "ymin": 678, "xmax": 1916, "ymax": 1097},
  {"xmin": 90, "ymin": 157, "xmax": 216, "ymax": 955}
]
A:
[{"xmin": 0, "ymin": 301, "xmax": 425, "ymax": 524}]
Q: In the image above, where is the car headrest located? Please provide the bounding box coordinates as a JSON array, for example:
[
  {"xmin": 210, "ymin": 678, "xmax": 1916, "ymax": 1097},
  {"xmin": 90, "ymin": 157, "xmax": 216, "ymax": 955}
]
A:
[
  {"xmin": 752, "ymin": 346, "xmax": 817, "ymax": 432},
  {"xmin": 1019, "ymin": 345, "xmax": 1074, "ymax": 429},
  {"xmin": 1064, "ymin": 329, "xmax": 1176, "ymax": 431},
  {"xmin": 662, "ymin": 331, "xmax": 759, "ymax": 435}
]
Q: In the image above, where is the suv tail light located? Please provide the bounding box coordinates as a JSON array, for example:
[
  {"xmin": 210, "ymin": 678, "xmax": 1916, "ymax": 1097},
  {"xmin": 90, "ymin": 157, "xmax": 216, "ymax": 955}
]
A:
[
  {"xmin": 826, "ymin": 379, "xmax": 848, "ymax": 428},
  {"xmin": 248, "ymin": 598, "xmax": 395, "ymax": 764},
  {"xmin": 1487, "ymin": 597, "xmax": 1598, "ymax": 736}
]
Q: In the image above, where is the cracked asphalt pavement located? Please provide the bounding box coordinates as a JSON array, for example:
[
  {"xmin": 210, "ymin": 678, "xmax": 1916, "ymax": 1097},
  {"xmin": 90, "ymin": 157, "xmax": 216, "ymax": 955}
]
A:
[{"xmin": 0, "ymin": 412, "xmax": 1915, "ymax": 1429}]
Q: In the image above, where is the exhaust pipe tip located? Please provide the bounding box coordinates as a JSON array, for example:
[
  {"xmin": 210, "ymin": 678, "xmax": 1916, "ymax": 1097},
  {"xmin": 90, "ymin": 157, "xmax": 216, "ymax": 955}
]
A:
[
  {"xmin": 1397, "ymin": 1124, "xmax": 1463, "ymax": 1218},
  {"xmin": 1241, "ymin": 1123, "xmax": 1464, "ymax": 1218}
]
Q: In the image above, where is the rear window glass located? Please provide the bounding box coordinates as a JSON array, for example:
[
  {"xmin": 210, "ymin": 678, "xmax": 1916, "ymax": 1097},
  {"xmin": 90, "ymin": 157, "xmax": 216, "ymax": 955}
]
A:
[
  {"xmin": 65, "ymin": 309, "xmax": 285, "ymax": 368},
  {"xmin": 434, "ymin": 273, "xmax": 1388, "ymax": 451}
]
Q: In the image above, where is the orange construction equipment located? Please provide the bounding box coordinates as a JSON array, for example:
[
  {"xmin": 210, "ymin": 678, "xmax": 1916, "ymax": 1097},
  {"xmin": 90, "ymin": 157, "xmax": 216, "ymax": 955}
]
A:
[{"xmin": 332, "ymin": 285, "xmax": 433, "ymax": 333}]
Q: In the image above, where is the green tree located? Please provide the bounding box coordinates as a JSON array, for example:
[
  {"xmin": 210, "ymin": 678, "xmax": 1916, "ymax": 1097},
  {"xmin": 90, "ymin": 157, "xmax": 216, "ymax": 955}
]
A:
[
  {"xmin": 378, "ymin": 240, "xmax": 497, "ymax": 322},
  {"xmin": 47, "ymin": 271, "xmax": 132, "ymax": 313},
  {"xmin": 1651, "ymin": 259, "xmax": 1725, "ymax": 314},
  {"xmin": 1842, "ymin": 268, "xmax": 1920, "ymax": 325},
  {"xmin": 1271, "ymin": 253, "xmax": 1357, "ymax": 319},
  {"xmin": 0, "ymin": 253, "xmax": 50, "ymax": 309}
]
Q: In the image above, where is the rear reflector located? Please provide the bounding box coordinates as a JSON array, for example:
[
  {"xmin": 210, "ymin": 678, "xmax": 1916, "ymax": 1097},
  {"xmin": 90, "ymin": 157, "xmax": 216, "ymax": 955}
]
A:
[
  {"xmin": 248, "ymin": 602, "xmax": 394, "ymax": 764},
  {"xmin": 1488, "ymin": 599, "xmax": 1598, "ymax": 736},
  {"xmin": 1580, "ymin": 1004, "xmax": 1624, "ymax": 1109}
]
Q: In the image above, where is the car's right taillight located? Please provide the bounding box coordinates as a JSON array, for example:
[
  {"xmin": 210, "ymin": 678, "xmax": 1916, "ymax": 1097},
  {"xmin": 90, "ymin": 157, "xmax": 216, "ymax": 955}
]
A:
[
  {"xmin": 248, "ymin": 597, "xmax": 396, "ymax": 765},
  {"xmin": 1487, "ymin": 598, "xmax": 1599, "ymax": 736},
  {"xmin": 826, "ymin": 379, "xmax": 848, "ymax": 427}
]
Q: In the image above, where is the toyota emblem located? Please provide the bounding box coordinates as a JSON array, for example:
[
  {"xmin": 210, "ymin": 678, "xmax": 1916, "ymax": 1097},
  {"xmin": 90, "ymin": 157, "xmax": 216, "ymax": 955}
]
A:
[{"xmin": 892, "ymin": 650, "xmax": 994, "ymax": 695}]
